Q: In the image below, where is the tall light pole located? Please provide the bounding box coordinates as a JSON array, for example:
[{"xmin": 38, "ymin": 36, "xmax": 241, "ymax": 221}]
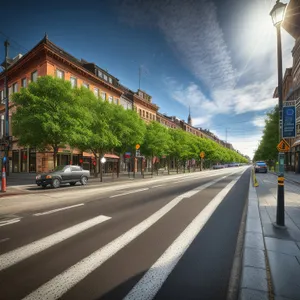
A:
[{"xmin": 270, "ymin": 0, "xmax": 287, "ymax": 227}]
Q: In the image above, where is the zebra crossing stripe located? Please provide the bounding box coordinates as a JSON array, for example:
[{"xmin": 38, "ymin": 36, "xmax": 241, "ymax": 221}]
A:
[
  {"xmin": 0, "ymin": 215, "xmax": 111, "ymax": 271},
  {"xmin": 22, "ymin": 174, "xmax": 231, "ymax": 300}
]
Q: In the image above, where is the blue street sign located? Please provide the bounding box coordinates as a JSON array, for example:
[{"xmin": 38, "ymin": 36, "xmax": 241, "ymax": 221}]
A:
[
  {"xmin": 283, "ymin": 106, "xmax": 296, "ymax": 138},
  {"xmin": 3, "ymin": 156, "xmax": 6, "ymax": 163}
]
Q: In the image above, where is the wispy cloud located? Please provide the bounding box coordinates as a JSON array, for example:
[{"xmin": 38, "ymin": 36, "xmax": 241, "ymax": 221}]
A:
[{"xmin": 251, "ymin": 115, "xmax": 267, "ymax": 128}]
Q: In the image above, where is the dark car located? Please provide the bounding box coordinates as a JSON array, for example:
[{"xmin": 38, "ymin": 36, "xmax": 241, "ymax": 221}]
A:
[
  {"xmin": 254, "ymin": 161, "xmax": 268, "ymax": 173},
  {"xmin": 36, "ymin": 165, "xmax": 90, "ymax": 188}
]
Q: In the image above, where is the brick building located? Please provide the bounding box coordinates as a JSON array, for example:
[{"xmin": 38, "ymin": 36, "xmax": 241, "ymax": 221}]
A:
[{"xmin": 281, "ymin": 0, "xmax": 300, "ymax": 173}]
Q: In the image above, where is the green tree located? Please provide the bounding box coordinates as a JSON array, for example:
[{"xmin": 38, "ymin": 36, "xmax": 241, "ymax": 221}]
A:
[
  {"xmin": 143, "ymin": 121, "xmax": 171, "ymax": 175},
  {"xmin": 254, "ymin": 105, "xmax": 279, "ymax": 165},
  {"xmin": 12, "ymin": 76, "xmax": 86, "ymax": 167}
]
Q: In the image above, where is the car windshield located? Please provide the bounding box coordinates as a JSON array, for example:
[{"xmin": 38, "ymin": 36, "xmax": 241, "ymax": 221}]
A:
[
  {"xmin": 53, "ymin": 165, "xmax": 65, "ymax": 171},
  {"xmin": 256, "ymin": 162, "xmax": 266, "ymax": 166}
]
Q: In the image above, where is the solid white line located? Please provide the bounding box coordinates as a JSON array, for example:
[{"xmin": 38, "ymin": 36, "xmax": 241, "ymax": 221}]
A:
[
  {"xmin": 0, "ymin": 215, "xmax": 111, "ymax": 272},
  {"xmin": 0, "ymin": 218, "xmax": 21, "ymax": 227},
  {"xmin": 109, "ymin": 188, "xmax": 149, "ymax": 198},
  {"xmin": 33, "ymin": 203, "xmax": 85, "ymax": 216},
  {"xmin": 124, "ymin": 176, "xmax": 240, "ymax": 300},
  {"xmin": 22, "ymin": 173, "xmax": 233, "ymax": 300}
]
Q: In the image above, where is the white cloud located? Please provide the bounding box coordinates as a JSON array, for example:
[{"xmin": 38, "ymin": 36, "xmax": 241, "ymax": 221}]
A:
[{"xmin": 251, "ymin": 115, "xmax": 267, "ymax": 128}]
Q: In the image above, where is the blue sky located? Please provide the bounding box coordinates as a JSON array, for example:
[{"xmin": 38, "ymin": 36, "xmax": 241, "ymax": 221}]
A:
[{"xmin": 0, "ymin": 0, "xmax": 295, "ymax": 158}]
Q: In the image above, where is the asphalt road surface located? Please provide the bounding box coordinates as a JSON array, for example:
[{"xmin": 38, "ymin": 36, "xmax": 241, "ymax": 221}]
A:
[{"xmin": 0, "ymin": 167, "xmax": 250, "ymax": 300}]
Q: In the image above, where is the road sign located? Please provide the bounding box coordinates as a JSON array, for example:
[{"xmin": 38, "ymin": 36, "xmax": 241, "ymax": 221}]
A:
[
  {"xmin": 277, "ymin": 139, "xmax": 290, "ymax": 152},
  {"xmin": 283, "ymin": 105, "xmax": 296, "ymax": 138},
  {"xmin": 136, "ymin": 149, "xmax": 141, "ymax": 157},
  {"xmin": 135, "ymin": 144, "xmax": 140, "ymax": 150},
  {"xmin": 200, "ymin": 151, "xmax": 205, "ymax": 158}
]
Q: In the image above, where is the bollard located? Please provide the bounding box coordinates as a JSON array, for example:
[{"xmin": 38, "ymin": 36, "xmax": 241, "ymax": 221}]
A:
[{"xmin": 1, "ymin": 166, "xmax": 6, "ymax": 192}]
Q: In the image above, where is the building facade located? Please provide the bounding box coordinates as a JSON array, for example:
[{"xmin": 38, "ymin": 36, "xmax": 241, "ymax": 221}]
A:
[
  {"xmin": 281, "ymin": 0, "xmax": 300, "ymax": 173},
  {"xmin": 0, "ymin": 35, "xmax": 131, "ymax": 173}
]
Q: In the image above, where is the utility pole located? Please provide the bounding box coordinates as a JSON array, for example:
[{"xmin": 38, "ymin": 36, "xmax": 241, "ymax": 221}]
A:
[
  {"xmin": 225, "ymin": 128, "xmax": 228, "ymax": 144},
  {"xmin": 4, "ymin": 40, "xmax": 10, "ymax": 176}
]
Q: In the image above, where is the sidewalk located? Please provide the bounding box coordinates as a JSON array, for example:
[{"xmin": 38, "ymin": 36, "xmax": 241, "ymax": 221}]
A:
[{"xmin": 239, "ymin": 173, "xmax": 300, "ymax": 300}]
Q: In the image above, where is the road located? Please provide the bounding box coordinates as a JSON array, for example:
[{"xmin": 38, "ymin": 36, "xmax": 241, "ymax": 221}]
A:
[{"xmin": 0, "ymin": 167, "xmax": 250, "ymax": 300}]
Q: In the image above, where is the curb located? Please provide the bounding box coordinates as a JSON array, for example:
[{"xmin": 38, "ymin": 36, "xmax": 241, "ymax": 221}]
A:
[
  {"xmin": 238, "ymin": 176, "xmax": 271, "ymax": 300},
  {"xmin": 252, "ymin": 168, "xmax": 259, "ymax": 187}
]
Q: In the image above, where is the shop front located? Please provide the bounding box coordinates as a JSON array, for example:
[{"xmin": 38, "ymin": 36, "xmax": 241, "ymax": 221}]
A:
[
  {"xmin": 12, "ymin": 148, "xmax": 37, "ymax": 173},
  {"xmin": 292, "ymin": 139, "xmax": 300, "ymax": 173}
]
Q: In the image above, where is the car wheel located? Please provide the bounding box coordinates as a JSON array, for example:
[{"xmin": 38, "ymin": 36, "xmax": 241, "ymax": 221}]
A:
[
  {"xmin": 51, "ymin": 178, "xmax": 60, "ymax": 188},
  {"xmin": 42, "ymin": 184, "xmax": 47, "ymax": 189},
  {"xmin": 80, "ymin": 176, "xmax": 88, "ymax": 185},
  {"xmin": 70, "ymin": 182, "xmax": 76, "ymax": 186}
]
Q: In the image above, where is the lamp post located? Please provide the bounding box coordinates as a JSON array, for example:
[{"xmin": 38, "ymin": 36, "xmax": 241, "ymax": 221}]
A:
[{"xmin": 270, "ymin": 0, "xmax": 287, "ymax": 227}]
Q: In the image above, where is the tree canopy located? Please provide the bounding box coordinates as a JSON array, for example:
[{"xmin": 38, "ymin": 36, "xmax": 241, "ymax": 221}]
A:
[
  {"xmin": 253, "ymin": 106, "xmax": 279, "ymax": 163},
  {"xmin": 11, "ymin": 75, "xmax": 248, "ymax": 172}
]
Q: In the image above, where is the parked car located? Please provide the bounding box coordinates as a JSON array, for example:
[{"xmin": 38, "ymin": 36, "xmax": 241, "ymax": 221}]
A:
[
  {"xmin": 36, "ymin": 165, "xmax": 90, "ymax": 188},
  {"xmin": 254, "ymin": 161, "xmax": 268, "ymax": 173}
]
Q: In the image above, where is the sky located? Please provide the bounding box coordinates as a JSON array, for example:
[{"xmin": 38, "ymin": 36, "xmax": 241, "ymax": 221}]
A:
[{"xmin": 0, "ymin": 0, "xmax": 295, "ymax": 159}]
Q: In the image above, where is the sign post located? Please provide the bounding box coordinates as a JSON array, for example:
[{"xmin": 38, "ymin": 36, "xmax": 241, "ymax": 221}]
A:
[{"xmin": 199, "ymin": 152, "xmax": 205, "ymax": 171}]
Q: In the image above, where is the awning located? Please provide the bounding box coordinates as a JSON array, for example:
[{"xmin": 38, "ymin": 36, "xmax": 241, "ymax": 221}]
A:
[
  {"xmin": 291, "ymin": 139, "xmax": 300, "ymax": 147},
  {"xmin": 104, "ymin": 154, "xmax": 120, "ymax": 159}
]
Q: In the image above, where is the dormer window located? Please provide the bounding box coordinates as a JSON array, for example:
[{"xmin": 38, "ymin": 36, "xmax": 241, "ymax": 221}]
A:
[
  {"xmin": 97, "ymin": 70, "xmax": 103, "ymax": 78},
  {"xmin": 109, "ymin": 77, "xmax": 113, "ymax": 84},
  {"xmin": 103, "ymin": 74, "xmax": 108, "ymax": 81}
]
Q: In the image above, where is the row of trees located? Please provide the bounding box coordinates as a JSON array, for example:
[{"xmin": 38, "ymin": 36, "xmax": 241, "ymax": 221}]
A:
[
  {"xmin": 12, "ymin": 76, "xmax": 248, "ymax": 178},
  {"xmin": 253, "ymin": 105, "xmax": 279, "ymax": 165}
]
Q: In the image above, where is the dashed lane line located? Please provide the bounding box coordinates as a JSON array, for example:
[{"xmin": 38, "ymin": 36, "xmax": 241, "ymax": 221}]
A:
[
  {"xmin": 109, "ymin": 188, "xmax": 149, "ymax": 198},
  {"xmin": 33, "ymin": 203, "xmax": 84, "ymax": 216}
]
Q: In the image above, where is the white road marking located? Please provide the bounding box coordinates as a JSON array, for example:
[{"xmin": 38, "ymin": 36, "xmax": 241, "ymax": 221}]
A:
[
  {"xmin": 22, "ymin": 174, "xmax": 232, "ymax": 300},
  {"xmin": 0, "ymin": 238, "xmax": 10, "ymax": 243},
  {"xmin": 151, "ymin": 184, "xmax": 165, "ymax": 188},
  {"xmin": 0, "ymin": 215, "xmax": 111, "ymax": 272},
  {"xmin": 110, "ymin": 188, "xmax": 149, "ymax": 198},
  {"xmin": 124, "ymin": 176, "xmax": 240, "ymax": 300},
  {"xmin": 0, "ymin": 218, "xmax": 21, "ymax": 227},
  {"xmin": 33, "ymin": 203, "xmax": 84, "ymax": 216}
]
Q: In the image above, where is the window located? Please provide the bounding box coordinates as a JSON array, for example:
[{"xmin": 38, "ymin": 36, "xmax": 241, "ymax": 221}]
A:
[
  {"xmin": 97, "ymin": 70, "xmax": 103, "ymax": 78},
  {"xmin": 56, "ymin": 69, "xmax": 64, "ymax": 79},
  {"xmin": 13, "ymin": 82, "xmax": 18, "ymax": 93},
  {"xmin": 70, "ymin": 77, "xmax": 77, "ymax": 88},
  {"xmin": 94, "ymin": 88, "xmax": 99, "ymax": 97},
  {"xmin": 0, "ymin": 90, "xmax": 3, "ymax": 102},
  {"xmin": 139, "ymin": 109, "xmax": 142, "ymax": 116},
  {"xmin": 21, "ymin": 78, "xmax": 27, "ymax": 88},
  {"xmin": 31, "ymin": 70, "xmax": 38, "ymax": 82},
  {"xmin": 150, "ymin": 114, "xmax": 152, "ymax": 120},
  {"xmin": 82, "ymin": 83, "xmax": 89, "ymax": 89},
  {"xmin": 114, "ymin": 98, "xmax": 118, "ymax": 105},
  {"xmin": 103, "ymin": 74, "xmax": 108, "ymax": 81},
  {"xmin": 109, "ymin": 77, "xmax": 113, "ymax": 84},
  {"xmin": 143, "ymin": 110, "xmax": 145, "ymax": 117},
  {"xmin": 108, "ymin": 96, "xmax": 113, "ymax": 103},
  {"xmin": 101, "ymin": 92, "xmax": 106, "ymax": 100},
  {"xmin": 71, "ymin": 166, "xmax": 81, "ymax": 172},
  {"xmin": 146, "ymin": 112, "xmax": 149, "ymax": 118}
]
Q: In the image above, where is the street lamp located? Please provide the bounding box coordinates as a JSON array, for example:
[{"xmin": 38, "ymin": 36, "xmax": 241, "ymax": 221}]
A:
[{"xmin": 270, "ymin": 0, "xmax": 287, "ymax": 228}]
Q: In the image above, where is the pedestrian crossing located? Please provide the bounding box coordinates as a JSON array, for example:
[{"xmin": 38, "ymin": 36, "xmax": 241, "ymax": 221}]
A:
[{"xmin": 0, "ymin": 169, "xmax": 246, "ymax": 300}]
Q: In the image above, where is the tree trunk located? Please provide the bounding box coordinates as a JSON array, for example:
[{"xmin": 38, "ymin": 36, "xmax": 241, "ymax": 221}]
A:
[
  {"xmin": 176, "ymin": 158, "xmax": 179, "ymax": 174},
  {"xmin": 99, "ymin": 150, "xmax": 104, "ymax": 182},
  {"xmin": 53, "ymin": 146, "xmax": 58, "ymax": 168},
  {"xmin": 151, "ymin": 153, "xmax": 154, "ymax": 176},
  {"xmin": 168, "ymin": 156, "xmax": 170, "ymax": 175}
]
